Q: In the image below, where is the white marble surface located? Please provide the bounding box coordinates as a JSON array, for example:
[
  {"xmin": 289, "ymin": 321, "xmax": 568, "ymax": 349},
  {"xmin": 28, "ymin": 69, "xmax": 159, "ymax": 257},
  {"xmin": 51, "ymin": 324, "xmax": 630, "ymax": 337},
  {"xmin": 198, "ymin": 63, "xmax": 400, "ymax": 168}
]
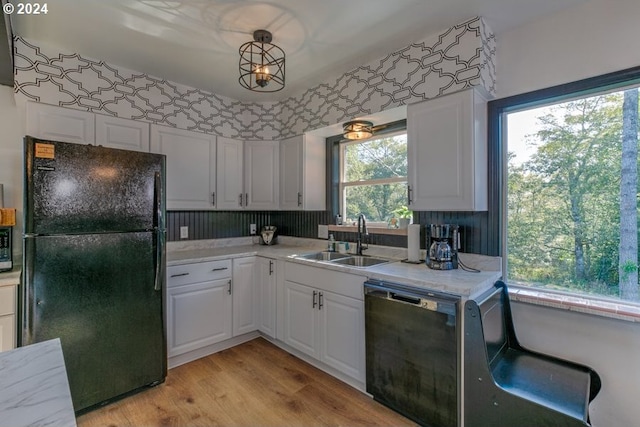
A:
[
  {"xmin": 0, "ymin": 338, "xmax": 76, "ymax": 427},
  {"xmin": 0, "ymin": 269, "xmax": 20, "ymax": 288},
  {"xmin": 168, "ymin": 237, "xmax": 502, "ymax": 298}
]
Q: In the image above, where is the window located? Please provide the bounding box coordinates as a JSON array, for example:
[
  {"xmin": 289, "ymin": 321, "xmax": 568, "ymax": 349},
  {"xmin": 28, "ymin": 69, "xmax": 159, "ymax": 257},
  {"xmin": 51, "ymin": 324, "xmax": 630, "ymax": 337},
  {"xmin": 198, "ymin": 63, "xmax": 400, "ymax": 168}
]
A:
[
  {"xmin": 501, "ymin": 72, "xmax": 640, "ymax": 302},
  {"xmin": 339, "ymin": 131, "xmax": 407, "ymax": 226}
]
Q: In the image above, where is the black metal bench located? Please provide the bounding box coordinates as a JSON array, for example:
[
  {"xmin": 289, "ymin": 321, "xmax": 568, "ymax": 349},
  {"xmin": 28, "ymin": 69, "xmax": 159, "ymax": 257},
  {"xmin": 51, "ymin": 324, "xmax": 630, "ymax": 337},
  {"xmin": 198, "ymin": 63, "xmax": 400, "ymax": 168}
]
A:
[{"xmin": 464, "ymin": 281, "xmax": 601, "ymax": 427}]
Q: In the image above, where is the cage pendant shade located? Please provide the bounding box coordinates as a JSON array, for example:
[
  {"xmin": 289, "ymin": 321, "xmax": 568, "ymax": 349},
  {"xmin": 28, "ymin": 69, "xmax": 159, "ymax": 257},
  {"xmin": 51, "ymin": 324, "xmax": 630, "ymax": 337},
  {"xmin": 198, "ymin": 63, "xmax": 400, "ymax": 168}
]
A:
[
  {"xmin": 343, "ymin": 121, "xmax": 374, "ymax": 140},
  {"xmin": 239, "ymin": 30, "xmax": 285, "ymax": 92}
]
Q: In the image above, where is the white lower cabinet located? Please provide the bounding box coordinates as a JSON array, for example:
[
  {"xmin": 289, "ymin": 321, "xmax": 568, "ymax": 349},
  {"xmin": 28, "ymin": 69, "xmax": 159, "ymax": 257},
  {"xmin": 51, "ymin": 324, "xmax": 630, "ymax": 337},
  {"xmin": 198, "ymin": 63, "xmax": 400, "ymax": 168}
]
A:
[
  {"xmin": 256, "ymin": 257, "xmax": 277, "ymax": 338},
  {"xmin": 167, "ymin": 278, "xmax": 232, "ymax": 356},
  {"xmin": 282, "ymin": 263, "xmax": 366, "ymax": 383},
  {"xmin": 166, "ymin": 259, "xmax": 233, "ymax": 357},
  {"xmin": 232, "ymin": 257, "xmax": 257, "ymax": 337},
  {"xmin": 0, "ymin": 285, "xmax": 16, "ymax": 352}
]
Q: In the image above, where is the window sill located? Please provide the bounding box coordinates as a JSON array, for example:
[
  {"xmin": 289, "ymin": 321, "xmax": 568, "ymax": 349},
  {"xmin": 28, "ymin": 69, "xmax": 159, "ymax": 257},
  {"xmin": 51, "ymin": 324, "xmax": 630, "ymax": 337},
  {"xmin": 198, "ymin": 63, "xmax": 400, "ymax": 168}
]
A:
[
  {"xmin": 327, "ymin": 225, "xmax": 408, "ymax": 236},
  {"xmin": 509, "ymin": 285, "xmax": 640, "ymax": 323}
]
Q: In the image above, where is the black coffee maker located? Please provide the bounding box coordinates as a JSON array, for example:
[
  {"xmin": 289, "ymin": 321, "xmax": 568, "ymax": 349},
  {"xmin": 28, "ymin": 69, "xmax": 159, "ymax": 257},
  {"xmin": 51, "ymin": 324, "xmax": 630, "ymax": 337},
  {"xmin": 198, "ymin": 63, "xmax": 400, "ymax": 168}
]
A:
[{"xmin": 426, "ymin": 224, "xmax": 459, "ymax": 270}]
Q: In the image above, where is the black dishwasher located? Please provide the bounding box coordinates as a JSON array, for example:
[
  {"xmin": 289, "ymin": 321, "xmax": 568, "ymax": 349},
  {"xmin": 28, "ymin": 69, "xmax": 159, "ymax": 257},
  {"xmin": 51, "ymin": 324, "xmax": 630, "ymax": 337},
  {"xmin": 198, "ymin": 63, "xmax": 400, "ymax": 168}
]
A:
[{"xmin": 364, "ymin": 279, "xmax": 459, "ymax": 427}]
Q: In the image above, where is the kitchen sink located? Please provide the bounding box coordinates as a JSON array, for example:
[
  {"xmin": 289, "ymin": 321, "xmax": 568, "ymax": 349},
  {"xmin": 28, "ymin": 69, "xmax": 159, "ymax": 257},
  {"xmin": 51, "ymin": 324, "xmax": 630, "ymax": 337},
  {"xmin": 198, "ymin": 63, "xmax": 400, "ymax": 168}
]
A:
[
  {"xmin": 330, "ymin": 256, "xmax": 391, "ymax": 268},
  {"xmin": 296, "ymin": 251, "xmax": 351, "ymax": 261}
]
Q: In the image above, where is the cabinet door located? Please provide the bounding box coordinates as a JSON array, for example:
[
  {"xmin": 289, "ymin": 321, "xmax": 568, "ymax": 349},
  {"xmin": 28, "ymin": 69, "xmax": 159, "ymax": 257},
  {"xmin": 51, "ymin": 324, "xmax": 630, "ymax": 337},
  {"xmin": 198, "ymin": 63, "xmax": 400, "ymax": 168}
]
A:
[
  {"xmin": 166, "ymin": 278, "xmax": 232, "ymax": 357},
  {"xmin": 257, "ymin": 258, "xmax": 277, "ymax": 338},
  {"xmin": 0, "ymin": 315, "xmax": 15, "ymax": 352},
  {"xmin": 232, "ymin": 257, "xmax": 257, "ymax": 336},
  {"xmin": 244, "ymin": 140, "xmax": 279, "ymax": 210},
  {"xmin": 318, "ymin": 291, "xmax": 365, "ymax": 382},
  {"xmin": 150, "ymin": 125, "xmax": 216, "ymax": 210},
  {"xmin": 283, "ymin": 280, "xmax": 318, "ymax": 359},
  {"xmin": 407, "ymin": 88, "xmax": 487, "ymax": 211},
  {"xmin": 96, "ymin": 115, "xmax": 150, "ymax": 152},
  {"xmin": 280, "ymin": 136, "xmax": 303, "ymax": 210},
  {"xmin": 216, "ymin": 137, "xmax": 244, "ymax": 210},
  {"xmin": 26, "ymin": 102, "xmax": 95, "ymax": 144}
]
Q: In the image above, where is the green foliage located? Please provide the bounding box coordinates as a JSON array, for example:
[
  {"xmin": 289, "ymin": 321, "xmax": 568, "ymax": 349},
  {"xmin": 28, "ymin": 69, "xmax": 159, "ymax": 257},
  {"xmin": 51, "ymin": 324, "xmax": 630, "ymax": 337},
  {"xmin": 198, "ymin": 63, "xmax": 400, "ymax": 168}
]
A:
[
  {"xmin": 507, "ymin": 92, "xmax": 640, "ymax": 300},
  {"xmin": 392, "ymin": 205, "xmax": 413, "ymax": 218},
  {"xmin": 343, "ymin": 134, "xmax": 407, "ymax": 222}
]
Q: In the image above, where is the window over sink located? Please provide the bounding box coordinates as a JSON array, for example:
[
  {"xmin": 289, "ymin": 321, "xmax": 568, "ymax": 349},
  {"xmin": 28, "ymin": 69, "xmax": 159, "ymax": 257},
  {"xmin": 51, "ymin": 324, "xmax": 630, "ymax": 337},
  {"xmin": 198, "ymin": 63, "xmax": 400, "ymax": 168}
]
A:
[{"xmin": 337, "ymin": 128, "xmax": 408, "ymax": 228}]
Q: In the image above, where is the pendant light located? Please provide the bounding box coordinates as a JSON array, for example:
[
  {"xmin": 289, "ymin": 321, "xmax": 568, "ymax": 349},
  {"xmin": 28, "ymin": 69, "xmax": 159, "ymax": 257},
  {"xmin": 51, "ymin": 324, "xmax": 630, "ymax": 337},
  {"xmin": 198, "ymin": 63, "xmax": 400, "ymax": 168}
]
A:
[
  {"xmin": 343, "ymin": 121, "xmax": 374, "ymax": 140},
  {"xmin": 239, "ymin": 30, "xmax": 285, "ymax": 92}
]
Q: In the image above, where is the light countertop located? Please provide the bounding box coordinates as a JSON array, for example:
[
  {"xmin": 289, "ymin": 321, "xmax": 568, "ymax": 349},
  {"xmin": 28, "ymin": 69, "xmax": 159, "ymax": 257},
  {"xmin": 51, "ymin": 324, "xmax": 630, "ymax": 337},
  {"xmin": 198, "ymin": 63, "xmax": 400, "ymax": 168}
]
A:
[
  {"xmin": 0, "ymin": 338, "xmax": 76, "ymax": 427},
  {"xmin": 168, "ymin": 237, "xmax": 501, "ymax": 299}
]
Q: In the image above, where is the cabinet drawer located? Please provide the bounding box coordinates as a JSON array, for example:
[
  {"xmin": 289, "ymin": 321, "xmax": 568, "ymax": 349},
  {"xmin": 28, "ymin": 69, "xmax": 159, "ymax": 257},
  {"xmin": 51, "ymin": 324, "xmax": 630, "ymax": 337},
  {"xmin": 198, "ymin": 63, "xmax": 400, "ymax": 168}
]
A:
[
  {"xmin": 0, "ymin": 286, "xmax": 15, "ymax": 316},
  {"xmin": 285, "ymin": 262, "xmax": 366, "ymax": 300},
  {"xmin": 167, "ymin": 259, "xmax": 232, "ymax": 287}
]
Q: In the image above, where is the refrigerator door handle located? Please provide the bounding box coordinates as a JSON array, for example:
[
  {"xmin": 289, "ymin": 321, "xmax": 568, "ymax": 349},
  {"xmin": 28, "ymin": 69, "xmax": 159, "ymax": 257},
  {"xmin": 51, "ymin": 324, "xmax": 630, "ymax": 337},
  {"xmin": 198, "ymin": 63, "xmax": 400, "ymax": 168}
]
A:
[{"xmin": 154, "ymin": 172, "xmax": 165, "ymax": 292}]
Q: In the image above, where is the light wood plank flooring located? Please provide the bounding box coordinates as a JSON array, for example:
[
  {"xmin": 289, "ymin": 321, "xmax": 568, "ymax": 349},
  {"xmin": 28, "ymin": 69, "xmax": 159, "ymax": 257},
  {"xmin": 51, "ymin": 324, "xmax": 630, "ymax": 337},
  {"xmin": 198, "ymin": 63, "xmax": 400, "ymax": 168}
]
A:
[{"xmin": 77, "ymin": 337, "xmax": 415, "ymax": 426}]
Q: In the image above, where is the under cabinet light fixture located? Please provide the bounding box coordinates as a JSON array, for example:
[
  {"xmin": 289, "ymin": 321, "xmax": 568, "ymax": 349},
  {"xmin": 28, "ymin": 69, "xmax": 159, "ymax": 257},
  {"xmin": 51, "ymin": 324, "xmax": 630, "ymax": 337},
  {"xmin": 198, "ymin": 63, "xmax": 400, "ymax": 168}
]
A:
[{"xmin": 343, "ymin": 120, "xmax": 374, "ymax": 140}]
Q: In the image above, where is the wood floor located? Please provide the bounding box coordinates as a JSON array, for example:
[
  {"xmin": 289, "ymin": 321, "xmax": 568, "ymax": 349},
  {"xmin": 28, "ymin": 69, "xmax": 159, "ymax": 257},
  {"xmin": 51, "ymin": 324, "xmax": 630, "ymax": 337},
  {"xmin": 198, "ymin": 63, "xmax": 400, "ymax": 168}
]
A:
[{"xmin": 76, "ymin": 338, "xmax": 415, "ymax": 426}]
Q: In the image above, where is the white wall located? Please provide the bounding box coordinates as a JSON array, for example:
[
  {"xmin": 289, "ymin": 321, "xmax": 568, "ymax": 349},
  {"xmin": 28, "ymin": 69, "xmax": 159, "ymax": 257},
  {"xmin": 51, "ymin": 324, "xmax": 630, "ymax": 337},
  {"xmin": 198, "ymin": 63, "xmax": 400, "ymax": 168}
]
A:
[
  {"xmin": 497, "ymin": 1, "xmax": 640, "ymax": 426},
  {"xmin": 0, "ymin": 86, "xmax": 25, "ymax": 257},
  {"xmin": 496, "ymin": 0, "xmax": 640, "ymax": 99},
  {"xmin": 511, "ymin": 302, "xmax": 640, "ymax": 427}
]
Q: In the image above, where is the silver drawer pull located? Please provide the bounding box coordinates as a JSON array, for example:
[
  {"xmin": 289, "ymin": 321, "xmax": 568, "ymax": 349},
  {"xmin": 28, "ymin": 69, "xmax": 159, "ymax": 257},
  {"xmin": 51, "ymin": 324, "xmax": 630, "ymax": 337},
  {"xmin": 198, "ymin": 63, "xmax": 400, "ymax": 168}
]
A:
[
  {"xmin": 170, "ymin": 272, "xmax": 190, "ymax": 278},
  {"xmin": 211, "ymin": 267, "xmax": 228, "ymax": 272}
]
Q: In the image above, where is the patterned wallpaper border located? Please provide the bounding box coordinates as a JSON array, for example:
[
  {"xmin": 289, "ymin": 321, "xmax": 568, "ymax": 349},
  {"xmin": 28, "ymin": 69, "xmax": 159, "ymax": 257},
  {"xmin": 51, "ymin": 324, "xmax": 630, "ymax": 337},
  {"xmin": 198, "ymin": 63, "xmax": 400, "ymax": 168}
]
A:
[{"xmin": 14, "ymin": 17, "xmax": 495, "ymax": 141}]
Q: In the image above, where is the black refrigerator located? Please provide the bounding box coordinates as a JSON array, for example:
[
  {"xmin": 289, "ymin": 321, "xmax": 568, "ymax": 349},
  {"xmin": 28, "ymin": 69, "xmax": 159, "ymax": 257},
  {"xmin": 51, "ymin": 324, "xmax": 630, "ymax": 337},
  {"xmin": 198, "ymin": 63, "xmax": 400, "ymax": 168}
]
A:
[{"xmin": 21, "ymin": 136, "xmax": 167, "ymax": 413}]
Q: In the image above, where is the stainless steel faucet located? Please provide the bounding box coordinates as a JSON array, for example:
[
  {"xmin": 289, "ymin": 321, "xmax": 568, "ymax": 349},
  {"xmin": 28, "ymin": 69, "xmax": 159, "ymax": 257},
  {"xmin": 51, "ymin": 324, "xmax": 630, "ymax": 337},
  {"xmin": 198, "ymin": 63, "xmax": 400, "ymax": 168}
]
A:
[{"xmin": 356, "ymin": 214, "xmax": 368, "ymax": 255}]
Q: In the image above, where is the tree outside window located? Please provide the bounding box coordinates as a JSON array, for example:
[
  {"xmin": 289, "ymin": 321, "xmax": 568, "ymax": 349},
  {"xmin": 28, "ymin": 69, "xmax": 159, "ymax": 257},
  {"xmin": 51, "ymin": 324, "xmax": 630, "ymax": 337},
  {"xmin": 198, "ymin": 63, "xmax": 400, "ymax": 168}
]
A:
[
  {"xmin": 340, "ymin": 132, "xmax": 407, "ymax": 225},
  {"xmin": 506, "ymin": 87, "xmax": 639, "ymax": 301}
]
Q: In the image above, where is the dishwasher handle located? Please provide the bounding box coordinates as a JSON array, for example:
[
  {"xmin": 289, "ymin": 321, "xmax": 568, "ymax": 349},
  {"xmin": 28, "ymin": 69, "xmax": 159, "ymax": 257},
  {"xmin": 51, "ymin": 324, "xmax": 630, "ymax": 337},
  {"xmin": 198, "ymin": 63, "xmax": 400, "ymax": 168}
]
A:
[{"xmin": 364, "ymin": 280, "xmax": 458, "ymax": 315}]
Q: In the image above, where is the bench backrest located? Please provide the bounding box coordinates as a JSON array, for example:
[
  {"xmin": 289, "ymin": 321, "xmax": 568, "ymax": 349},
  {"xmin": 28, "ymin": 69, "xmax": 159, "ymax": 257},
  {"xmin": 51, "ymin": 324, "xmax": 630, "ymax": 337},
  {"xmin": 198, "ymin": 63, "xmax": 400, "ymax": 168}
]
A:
[{"xmin": 478, "ymin": 284, "xmax": 511, "ymax": 367}]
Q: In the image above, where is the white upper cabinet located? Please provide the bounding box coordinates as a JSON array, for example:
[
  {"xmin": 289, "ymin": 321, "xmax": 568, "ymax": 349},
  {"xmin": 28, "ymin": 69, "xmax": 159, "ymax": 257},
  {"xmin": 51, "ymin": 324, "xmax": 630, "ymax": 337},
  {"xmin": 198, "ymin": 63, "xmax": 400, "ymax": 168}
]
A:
[
  {"xmin": 407, "ymin": 88, "xmax": 488, "ymax": 211},
  {"xmin": 26, "ymin": 102, "xmax": 95, "ymax": 144},
  {"xmin": 216, "ymin": 137, "xmax": 244, "ymax": 210},
  {"xmin": 150, "ymin": 125, "xmax": 216, "ymax": 210},
  {"xmin": 280, "ymin": 135, "xmax": 303, "ymax": 209},
  {"xmin": 244, "ymin": 140, "xmax": 280, "ymax": 210},
  {"xmin": 280, "ymin": 134, "xmax": 326, "ymax": 210},
  {"xmin": 96, "ymin": 115, "xmax": 150, "ymax": 152}
]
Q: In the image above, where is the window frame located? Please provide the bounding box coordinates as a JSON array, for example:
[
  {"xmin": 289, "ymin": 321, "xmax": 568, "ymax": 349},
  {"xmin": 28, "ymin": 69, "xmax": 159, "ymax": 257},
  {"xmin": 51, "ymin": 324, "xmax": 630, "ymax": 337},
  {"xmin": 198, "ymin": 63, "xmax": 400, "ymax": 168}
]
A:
[
  {"xmin": 488, "ymin": 65, "xmax": 640, "ymax": 302},
  {"xmin": 328, "ymin": 119, "xmax": 407, "ymax": 226},
  {"xmin": 338, "ymin": 129, "xmax": 408, "ymax": 226}
]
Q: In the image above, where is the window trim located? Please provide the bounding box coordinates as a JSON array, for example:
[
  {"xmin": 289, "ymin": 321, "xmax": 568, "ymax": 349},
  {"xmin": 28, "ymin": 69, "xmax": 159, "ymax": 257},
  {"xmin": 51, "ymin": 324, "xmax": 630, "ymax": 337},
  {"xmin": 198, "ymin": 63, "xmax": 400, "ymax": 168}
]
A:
[{"xmin": 488, "ymin": 65, "xmax": 640, "ymax": 310}]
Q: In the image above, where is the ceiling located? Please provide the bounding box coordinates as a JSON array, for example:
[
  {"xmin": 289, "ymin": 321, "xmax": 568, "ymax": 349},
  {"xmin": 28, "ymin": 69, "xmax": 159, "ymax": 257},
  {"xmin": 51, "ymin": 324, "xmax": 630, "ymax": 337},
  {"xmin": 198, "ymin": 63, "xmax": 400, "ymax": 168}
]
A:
[{"xmin": 9, "ymin": 0, "xmax": 586, "ymax": 102}]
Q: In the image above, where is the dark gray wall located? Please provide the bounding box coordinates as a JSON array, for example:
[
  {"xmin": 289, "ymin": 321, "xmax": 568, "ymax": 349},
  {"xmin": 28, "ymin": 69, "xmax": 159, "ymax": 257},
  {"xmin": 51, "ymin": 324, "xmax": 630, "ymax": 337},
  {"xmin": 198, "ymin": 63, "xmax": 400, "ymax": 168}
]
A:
[{"xmin": 167, "ymin": 209, "xmax": 493, "ymax": 255}]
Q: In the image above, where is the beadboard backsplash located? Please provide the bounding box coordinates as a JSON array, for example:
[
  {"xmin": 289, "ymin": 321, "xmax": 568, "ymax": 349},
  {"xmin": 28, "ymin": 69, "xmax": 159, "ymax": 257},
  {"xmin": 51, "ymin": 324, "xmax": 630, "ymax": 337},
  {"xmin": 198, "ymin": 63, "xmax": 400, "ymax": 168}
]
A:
[{"xmin": 167, "ymin": 209, "xmax": 494, "ymax": 255}]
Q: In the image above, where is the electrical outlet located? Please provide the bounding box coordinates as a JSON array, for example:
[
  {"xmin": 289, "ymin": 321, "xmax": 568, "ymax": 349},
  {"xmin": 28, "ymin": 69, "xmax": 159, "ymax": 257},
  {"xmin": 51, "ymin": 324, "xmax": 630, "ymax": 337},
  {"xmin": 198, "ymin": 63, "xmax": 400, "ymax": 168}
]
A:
[
  {"xmin": 250, "ymin": 223, "xmax": 257, "ymax": 235},
  {"xmin": 180, "ymin": 226, "xmax": 189, "ymax": 239},
  {"xmin": 318, "ymin": 224, "xmax": 329, "ymax": 239}
]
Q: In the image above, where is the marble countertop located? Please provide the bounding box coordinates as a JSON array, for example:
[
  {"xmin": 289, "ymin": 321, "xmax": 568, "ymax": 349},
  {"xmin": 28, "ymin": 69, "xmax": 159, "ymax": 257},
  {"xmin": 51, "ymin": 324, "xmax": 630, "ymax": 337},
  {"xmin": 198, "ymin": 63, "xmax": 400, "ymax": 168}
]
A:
[
  {"xmin": 168, "ymin": 237, "xmax": 502, "ymax": 298},
  {"xmin": 0, "ymin": 269, "xmax": 20, "ymax": 288},
  {"xmin": 0, "ymin": 338, "xmax": 76, "ymax": 427}
]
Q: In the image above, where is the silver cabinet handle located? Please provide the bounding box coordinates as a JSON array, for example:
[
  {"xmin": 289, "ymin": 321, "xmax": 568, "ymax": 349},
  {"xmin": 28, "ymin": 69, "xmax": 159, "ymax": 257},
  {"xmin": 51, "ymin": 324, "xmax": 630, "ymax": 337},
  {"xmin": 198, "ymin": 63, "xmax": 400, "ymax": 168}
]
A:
[
  {"xmin": 212, "ymin": 192, "xmax": 215, "ymax": 206},
  {"xmin": 245, "ymin": 193, "xmax": 249, "ymax": 207},
  {"xmin": 297, "ymin": 192, "xmax": 302, "ymax": 207},
  {"xmin": 239, "ymin": 194, "xmax": 243, "ymax": 207},
  {"xmin": 319, "ymin": 292, "xmax": 324, "ymax": 310},
  {"xmin": 312, "ymin": 290, "xmax": 317, "ymax": 308},
  {"xmin": 170, "ymin": 272, "xmax": 189, "ymax": 278},
  {"xmin": 212, "ymin": 267, "xmax": 228, "ymax": 272},
  {"xmin": 407, "ymin": 185, "xmax": 413, "ymax": 206},
  {"xmin": 269, "ymin": 260, "xmax": 273, "ymax": 275},
  {"xmin": 228, "ymin": 280, "xmax": 232, "ymax": 295}
]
